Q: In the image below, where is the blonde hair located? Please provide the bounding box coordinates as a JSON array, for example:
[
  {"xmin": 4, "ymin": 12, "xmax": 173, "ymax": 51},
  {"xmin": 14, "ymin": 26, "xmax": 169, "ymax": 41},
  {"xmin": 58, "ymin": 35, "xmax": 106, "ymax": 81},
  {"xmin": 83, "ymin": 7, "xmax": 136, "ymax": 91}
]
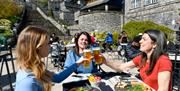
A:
[{"xmin": 16, "ymin": 26, "xmax": 52, "ymax": 91}]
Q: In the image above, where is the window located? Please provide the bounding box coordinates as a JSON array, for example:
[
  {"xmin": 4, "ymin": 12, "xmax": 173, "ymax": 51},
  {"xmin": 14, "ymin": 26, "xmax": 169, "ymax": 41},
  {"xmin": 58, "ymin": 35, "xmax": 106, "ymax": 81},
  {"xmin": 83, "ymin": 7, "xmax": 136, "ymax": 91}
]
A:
[
  {"xmin": 144, "ymin": 0, "xmax": 158, "ymax": 5},
  {"xmin": 131, "ymin": 0, "xmax": 141, "ymax": 9}
]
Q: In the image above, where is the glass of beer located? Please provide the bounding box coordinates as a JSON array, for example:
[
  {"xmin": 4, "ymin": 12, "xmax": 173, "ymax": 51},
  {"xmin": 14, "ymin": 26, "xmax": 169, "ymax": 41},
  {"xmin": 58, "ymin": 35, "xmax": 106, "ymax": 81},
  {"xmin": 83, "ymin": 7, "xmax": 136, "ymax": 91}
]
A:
[
  {"xmin": 93, "ymin": 47, "xmax": 102, "ymax": 64},
  {"xmin": 83, "ymin": 49, "xmax": 92, "ymax": 68}
]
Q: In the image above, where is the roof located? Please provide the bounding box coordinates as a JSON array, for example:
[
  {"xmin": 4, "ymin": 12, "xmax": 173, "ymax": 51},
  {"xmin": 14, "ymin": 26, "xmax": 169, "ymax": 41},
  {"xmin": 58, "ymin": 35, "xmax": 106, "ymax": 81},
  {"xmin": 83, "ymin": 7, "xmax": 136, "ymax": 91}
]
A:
[
  {"xmin": 81, "ymin": 0, "xmax": 109, "ymax": 10},
  {"xmin": 81, "ymin": 0, "xmax": 124, "ymax": 10}
]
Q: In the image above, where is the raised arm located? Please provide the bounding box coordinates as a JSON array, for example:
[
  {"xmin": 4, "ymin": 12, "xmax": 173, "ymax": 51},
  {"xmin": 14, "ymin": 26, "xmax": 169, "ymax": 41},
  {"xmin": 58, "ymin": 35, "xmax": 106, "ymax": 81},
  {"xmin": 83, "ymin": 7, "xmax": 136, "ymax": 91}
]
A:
[
  {"xmin": 52, "ymin": 63, "xmax": 78, "ymax": 83},
  {"xmin": 52, "ymin": 56, "xmax": 85, "ymax": 83},
  {"xmin": 105, "ymin": 60, "xmax": 136, "ymax": 72}
]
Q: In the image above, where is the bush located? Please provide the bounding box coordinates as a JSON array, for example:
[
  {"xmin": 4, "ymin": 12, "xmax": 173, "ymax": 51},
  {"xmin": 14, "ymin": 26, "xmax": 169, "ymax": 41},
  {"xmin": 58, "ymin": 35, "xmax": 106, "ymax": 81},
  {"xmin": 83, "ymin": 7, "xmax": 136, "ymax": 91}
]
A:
[
  {"xmin": 0, "ymin": 19, "xmax": 13, "ymax": 38},
  {"xmin": 38, "ymin": 0, "xmax": 48, "ymax": 7},
  {"xmin": 112, "ymin": 31, "xmax": 119, "ymax": 44},
  {"xmin": 0, "ymin": 19, "xmax": 12, "ymax": 27},
  {"xmin": 122, "ymin": 21, "xmax": 174, "ymax": 41},
  {"xmin": 96, "ymin": 31, "xmax": 107, "ymax": 42},
  {"xmin": 0, "ymin": 29, "xmax": 12, "ymax": 38},
  {"xmin": 8, "ymin": 16, "xmax": 20, "ymax": 24}
]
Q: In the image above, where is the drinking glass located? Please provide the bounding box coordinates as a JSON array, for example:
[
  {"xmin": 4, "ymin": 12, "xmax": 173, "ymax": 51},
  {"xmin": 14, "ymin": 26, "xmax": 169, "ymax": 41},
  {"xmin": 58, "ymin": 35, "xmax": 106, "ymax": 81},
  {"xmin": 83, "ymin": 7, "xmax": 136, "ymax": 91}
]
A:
[
  {"xmin": 93, "ymin": 47, "xmax": 102, "ymax": 64},
  {"xmin": 83, "ymin": 48, "xmax": 92, "ymax": 68}
]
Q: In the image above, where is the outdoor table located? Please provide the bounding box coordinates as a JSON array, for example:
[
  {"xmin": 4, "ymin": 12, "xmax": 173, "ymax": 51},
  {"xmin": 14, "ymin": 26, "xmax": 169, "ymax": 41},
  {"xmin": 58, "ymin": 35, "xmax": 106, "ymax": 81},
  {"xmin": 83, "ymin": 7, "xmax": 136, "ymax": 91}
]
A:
[
  {"xmin": 65, "ymin": 44, "xmax": 75, "ymax": 48},
  {"xmin": 60, "ymin": 72, "xmax": 155, "ymax": 91},
  {"xmin": 120, "ymin": 43, "xmax": 128, "ymax": 46},
  {"xmin": 168, "ymin": 53, "xmax": 180, "ymax": 60}
]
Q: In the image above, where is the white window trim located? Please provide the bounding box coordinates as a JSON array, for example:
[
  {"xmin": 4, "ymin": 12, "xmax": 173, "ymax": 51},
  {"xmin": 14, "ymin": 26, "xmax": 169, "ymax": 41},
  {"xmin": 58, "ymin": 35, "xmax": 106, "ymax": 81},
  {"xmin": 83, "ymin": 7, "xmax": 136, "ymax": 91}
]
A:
[
  {"xmin": 131, "ymin": 0, "xmax": 141, "ymax": 9},
  {"xmin": 144, "ymin": 0, "xmax": 158, "ymax": 5}
]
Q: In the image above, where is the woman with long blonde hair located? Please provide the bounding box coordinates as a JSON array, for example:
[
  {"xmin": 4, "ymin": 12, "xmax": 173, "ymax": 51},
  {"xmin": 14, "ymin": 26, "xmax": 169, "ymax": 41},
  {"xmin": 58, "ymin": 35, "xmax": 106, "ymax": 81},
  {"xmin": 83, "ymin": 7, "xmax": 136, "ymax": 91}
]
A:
[{"xmin": 15, "ymin": 26, "xmax": 85, "ymax": 91}]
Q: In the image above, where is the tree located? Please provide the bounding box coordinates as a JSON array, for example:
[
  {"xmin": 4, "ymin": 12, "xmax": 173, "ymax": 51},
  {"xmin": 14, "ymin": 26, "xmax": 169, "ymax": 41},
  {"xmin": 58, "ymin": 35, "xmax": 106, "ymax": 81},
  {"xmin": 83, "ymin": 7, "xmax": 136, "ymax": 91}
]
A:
[{"xmin": 0, "ymin": 0, "xmax": 22, "ymax": 19}]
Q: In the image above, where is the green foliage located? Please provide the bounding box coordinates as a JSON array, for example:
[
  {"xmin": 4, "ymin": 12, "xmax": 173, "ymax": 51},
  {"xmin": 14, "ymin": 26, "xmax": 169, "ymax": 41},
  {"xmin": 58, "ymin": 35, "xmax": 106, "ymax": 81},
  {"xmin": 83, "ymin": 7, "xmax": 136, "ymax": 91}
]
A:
[
  {"xmin": 0, "ymin": 35, "xmax": 6, "ymax": 45},
  {"xmin": 38, "ymin": 0, "xmax": 48, "ymax": 7},
  {"xmin": 0, "ymin": 19, "xmax": 12, "ymax": 27},
  {"xmin": 0, "ymin": 28, "xmax": 12, "ymax": 38},
  {"xmin": 95, "ymin": 31, "xmax": 119, "ymax": 49},
  {"xmin": 122, "ymin": 21, "xmax": 174, "ymax": 41},
  {"xmin": 95, "ymin": 31, "xmax": 107, "ymax": 49},
  {"xmin": 127, "ymin": 84, "xmax": 144, "ymax": 91},
  {"xmin": 112, "ymin": 31, "xmax": 119, "ymax": 44},
  {"xmin": 0, "ymin": 0, "xmax": 23, "ymax": 19},
  {"xmin": 95, "ymin": 31, "xmax": 107, "ymax": 42},
  {"xmin": 0, "ymin": 19, "xmax": 13, "ymax": 38},
  {"xmin": 7, "ymin": 16, "xmax": 20, "ymax": 24}
]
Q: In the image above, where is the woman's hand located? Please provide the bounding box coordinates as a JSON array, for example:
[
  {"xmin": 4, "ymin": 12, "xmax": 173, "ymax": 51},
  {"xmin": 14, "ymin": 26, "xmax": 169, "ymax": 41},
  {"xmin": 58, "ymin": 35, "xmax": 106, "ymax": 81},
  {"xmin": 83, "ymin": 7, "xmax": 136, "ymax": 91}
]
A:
[
  {"xmin": 75, "ymin": 56, "xmax": 88, "ymax": 66},
  {"xmin": 99, "ymin": 53, "xmax": 108, "ymax": 65}
]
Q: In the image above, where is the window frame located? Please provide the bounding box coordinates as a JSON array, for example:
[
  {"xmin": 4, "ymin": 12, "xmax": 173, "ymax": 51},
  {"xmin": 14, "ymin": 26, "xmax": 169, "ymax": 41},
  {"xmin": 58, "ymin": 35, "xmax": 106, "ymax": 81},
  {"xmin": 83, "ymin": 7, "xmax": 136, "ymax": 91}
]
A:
[
  {"xmin": 131, "ymin": 0, "xmax": 141, "ymax": 9},
  {"xmin": 144, "ymin": 0, "xmax": 158, "ymax": 5}
]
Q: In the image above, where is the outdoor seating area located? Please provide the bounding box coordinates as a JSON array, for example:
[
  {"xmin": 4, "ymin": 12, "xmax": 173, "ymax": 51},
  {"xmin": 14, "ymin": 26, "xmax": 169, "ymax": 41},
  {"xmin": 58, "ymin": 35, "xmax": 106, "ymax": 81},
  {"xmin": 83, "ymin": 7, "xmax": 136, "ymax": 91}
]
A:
[
  {"xmin": 0, "ymin": 43, "xmax": 180, "ymax": 91},
  {"xmin": 1, "ymin": 0, "xmax": 180, "ymax": 91}
]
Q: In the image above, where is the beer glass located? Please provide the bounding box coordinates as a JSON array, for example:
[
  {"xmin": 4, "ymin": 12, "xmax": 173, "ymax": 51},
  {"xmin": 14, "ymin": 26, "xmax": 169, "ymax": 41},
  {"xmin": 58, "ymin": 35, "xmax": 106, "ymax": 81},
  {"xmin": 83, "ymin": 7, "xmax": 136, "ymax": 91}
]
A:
[
  {"xmin": 83, "ymin": 49, "xmax": 92, "ymax": 68},
  {"xmin": 93, "ymin": 47, "xmax": 102, "ymax": 64}
]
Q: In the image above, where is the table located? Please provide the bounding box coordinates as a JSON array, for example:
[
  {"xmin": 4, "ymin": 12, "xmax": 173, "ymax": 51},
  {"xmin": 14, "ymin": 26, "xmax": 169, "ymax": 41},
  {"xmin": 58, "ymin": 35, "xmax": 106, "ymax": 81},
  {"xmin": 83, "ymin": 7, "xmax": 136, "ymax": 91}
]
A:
[
  {"xmin": 60, "ymin": 72, "xmax": 155, "ymax": 91},
  {"xmin": 65, "ymin": 44, "xmax": 75, "ymax": 48},
  {"xmin": 120, "ymin": 43, "xmax": 128, "ymax": 46},
  {"xmin": 168, "ymin": 53, "xmax": 180, "ymax": 60}
]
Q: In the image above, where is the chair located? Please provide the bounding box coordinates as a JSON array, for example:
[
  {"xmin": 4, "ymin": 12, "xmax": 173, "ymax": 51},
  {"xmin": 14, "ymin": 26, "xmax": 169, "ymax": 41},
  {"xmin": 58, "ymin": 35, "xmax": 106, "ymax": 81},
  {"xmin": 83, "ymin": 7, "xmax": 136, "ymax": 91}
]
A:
[
  {"xmin": 0, "ymin": 45, "xmax": 15, "ymax": 91},
  {"xmin": 117, "ymin": 44, "xmax": 128, "ymax": 62},
  {"xmin": 171, "ymin": 51, "xmax": 180, "ymax": 91},
  {"xmin": 50, "ymin": 43, "xmax": 66, "ymax": 70}
]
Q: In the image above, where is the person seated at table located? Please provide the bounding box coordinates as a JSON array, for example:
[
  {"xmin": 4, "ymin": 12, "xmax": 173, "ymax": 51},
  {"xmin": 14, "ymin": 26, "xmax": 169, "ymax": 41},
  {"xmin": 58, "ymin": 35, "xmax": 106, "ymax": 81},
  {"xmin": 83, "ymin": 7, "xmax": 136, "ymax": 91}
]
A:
[
  {"xmin": 103, "ymin": 32, "xmax": 113, "ymax": 51},
  {"xmin": 104, "ymin": 29, "xmax": 172, "ymax": 91},
  {"xmin": 165, "ymin": 33, "xmax": 176, "ymax": 53},
  {"xmin": 64, "ymin": 31, "xmax": 98, "ymax": 74},
  {"xmin": 120, "ymin": 31, "xmax": 128, "ymax": 43},
  {"xmin": 50, "ymin": 36, "xmax": 64, "ymax": 67},
  {"xmin": 15, "ymin": 26, "xmax": 86, "ymax": 91},
  {"xmin": 125, "ymin": 35, "xmax": 142, "ymax": 61}
]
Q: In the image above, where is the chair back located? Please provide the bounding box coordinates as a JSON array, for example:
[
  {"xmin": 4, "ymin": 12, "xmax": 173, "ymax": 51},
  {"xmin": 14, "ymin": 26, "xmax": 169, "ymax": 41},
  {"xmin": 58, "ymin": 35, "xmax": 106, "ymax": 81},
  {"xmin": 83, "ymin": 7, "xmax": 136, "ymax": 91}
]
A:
[
  {"xmin": 170, "ymin": 51, "xmax": 180, "ymax": 90},
  {"xmin": 0, "ymin": 45, "xmax": 15, "ymax": 91}
]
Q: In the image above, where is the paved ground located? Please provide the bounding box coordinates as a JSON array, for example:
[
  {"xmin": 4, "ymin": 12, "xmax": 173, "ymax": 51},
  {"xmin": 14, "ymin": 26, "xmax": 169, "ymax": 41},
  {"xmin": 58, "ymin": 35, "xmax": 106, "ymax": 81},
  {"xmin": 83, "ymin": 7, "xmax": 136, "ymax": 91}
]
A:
[{"xmin": 0, "ymin": 50, "xmax": 138, "ymax": 91}]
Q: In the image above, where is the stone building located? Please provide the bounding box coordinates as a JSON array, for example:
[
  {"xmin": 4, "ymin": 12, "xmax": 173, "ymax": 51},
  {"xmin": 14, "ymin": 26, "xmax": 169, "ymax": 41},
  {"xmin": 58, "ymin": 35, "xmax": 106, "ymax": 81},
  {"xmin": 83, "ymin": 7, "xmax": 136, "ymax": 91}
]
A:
[
  {"xmin": 48, "ymin": 0, "xmax": 180, "ymax": 41},
  {"xmin": 75, "ymin": 0, "xmax": 124, "ymax": 32},
  {"xmin": 124, "ymin": 0, "xmax": 180, "ymax": 42},
  {"xmin": 49, "ymin": 0, "xmax": 80, "ymax": 25}
]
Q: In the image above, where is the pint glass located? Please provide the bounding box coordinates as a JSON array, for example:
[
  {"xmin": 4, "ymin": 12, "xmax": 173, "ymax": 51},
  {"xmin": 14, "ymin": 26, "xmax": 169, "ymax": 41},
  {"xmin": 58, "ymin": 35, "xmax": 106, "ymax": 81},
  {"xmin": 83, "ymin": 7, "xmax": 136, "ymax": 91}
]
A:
[
  {"xmin": 83, "ymin": 49, "xmax": 92, "ymax": 68},
  {"xmin": 93, "ymin": 47, "xmax": 102, "ymax": 64}
]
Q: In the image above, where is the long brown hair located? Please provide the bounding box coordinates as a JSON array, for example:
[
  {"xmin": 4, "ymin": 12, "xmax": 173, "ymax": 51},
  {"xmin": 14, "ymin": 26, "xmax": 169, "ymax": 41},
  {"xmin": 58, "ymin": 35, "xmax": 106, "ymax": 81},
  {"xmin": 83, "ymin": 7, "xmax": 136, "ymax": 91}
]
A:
[
  {"xmin": 74, "ymin": 31, "xmax": 91, "ymax": 55},
  {"xmin": 139, "ymin": 29, "xmax": 167, "ymax": 75},
  {"xmin": 16, "ymin": 26, "xmax": 52, "ymax": 91}
]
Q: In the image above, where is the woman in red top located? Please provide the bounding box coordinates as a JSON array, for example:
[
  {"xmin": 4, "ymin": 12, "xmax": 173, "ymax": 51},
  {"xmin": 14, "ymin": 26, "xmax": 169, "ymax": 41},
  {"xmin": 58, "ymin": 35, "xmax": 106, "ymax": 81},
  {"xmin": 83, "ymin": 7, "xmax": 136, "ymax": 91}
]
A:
[{"xmin": 105, "ymin": 29, "xmax": 172, "ymax": 91}]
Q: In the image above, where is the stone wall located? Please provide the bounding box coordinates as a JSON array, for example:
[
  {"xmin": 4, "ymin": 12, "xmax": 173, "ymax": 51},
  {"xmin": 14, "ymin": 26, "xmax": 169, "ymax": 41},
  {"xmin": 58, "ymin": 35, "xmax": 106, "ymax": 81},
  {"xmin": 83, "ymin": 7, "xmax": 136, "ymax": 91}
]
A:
[
  {"xmin": 60, "ymin": 11, "xmax": 75, "ymax": 25},
  {"xmin": 125, "ymin": 1, "xmax": 180, "ymax": 30},
  {"xmin": 78, "ymin": 12, "xmax": 123, "ymax": 32},
  {"xmin": 125, "ymin": 0, "xmax": 180, "ymax": 42}
]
